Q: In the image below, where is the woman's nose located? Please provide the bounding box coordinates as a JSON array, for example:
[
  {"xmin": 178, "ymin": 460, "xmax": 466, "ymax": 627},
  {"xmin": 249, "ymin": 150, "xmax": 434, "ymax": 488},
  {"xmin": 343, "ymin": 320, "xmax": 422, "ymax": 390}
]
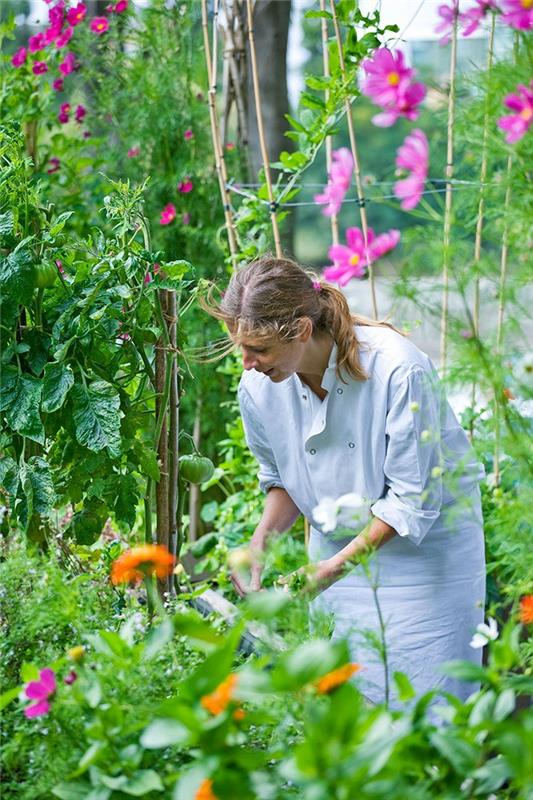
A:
[{"xmin": 242, "ymin": 349, "xmax": 258, "ymax": 370}]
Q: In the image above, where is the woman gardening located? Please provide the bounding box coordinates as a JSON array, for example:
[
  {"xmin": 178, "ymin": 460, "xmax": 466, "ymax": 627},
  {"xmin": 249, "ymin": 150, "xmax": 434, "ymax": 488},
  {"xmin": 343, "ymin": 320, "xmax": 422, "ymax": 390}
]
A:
[{"xmin": 204, "ymin": 256, "xmax": 486, "ymax": 707}]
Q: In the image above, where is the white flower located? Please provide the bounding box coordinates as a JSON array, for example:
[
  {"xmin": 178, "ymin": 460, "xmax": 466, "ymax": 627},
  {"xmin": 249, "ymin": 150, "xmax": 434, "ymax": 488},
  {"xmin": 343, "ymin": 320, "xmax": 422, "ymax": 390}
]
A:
[
  {"xmin": 313, "ymin": 493, "xmax": 371, "ymax": 534},
  {"xmin": 469, "ymin": 617, "xmax": 498, "ymax": 649}
]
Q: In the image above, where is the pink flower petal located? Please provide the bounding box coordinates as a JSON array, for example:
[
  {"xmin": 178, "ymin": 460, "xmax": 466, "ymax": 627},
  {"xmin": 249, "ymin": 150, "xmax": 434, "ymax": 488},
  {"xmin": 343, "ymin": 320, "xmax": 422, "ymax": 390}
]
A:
[{"xmin": 24, "ymin": 699, "xmax": 50, "ymax": 718}]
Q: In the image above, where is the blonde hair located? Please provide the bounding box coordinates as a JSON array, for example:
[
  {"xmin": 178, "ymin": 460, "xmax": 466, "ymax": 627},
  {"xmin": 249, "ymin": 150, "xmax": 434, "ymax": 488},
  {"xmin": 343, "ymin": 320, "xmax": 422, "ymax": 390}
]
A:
[{"xmin": 200, "ymin": 255, "xmax": 400, "ymax": 382}]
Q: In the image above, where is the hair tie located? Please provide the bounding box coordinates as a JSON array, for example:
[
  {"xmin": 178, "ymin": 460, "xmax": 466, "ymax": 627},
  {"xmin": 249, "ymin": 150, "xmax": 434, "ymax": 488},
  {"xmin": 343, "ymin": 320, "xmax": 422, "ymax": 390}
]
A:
[{"xmin": 312, "ymin": 280, "xmax": 322, "ymax": 293}]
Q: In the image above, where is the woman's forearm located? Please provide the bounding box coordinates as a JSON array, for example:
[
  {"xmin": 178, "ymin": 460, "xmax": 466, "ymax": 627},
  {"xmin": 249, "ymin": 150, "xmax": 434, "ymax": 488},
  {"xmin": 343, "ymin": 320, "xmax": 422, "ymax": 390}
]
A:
[
  {"xmin": 327, "ymin": 515, "xmax": 397, "ymax": 579},
  {"xmin": 250, "ymin": 487, "xmax": 301, "ymax": 555}
]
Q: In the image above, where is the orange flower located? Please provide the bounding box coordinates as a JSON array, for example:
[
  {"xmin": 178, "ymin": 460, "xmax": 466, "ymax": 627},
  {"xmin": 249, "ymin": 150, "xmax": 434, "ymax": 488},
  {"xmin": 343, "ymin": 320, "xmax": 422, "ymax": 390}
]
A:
[
  {"xmin": 315, "ymin": 663, "xmax": 360, "ymax": 694},
  {"xmin": 111, "ymin": 544, "xmax": 175, "ymax": 585},
  {"xmin": 195, "ymin": 779, "xmax": 217, "ymax": 800},
  {"xmin": 519, "ymin": 595, "xmax": 533, "ymax": 624},
  {"xmin": 232, "ymin": 707, "xmax": 246, "ymax": 721},
  {"xmin": 201, "ymin": 673, "xmax": 238, "ymax": 715}
]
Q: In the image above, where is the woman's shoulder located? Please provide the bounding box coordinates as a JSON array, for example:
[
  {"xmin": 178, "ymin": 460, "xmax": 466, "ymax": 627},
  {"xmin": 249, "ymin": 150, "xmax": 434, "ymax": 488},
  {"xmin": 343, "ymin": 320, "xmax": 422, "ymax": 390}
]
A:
[{"xmin": 355, "ymin": 324, "xmax": 436, "ymax": 384}]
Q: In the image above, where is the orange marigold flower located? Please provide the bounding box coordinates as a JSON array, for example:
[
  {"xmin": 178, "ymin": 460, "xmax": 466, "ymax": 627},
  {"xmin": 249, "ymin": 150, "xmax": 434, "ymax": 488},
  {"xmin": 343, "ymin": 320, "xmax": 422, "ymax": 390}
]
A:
[
  {"xmin": 201, "ymin": 673, "xmax": 238, "ymax": 715},
  {"xmin": 195, "ymin": 779, "xmax": 217, "ymax": 800},
  {"xmin": 232, "ymin": 707, "xmax": 246, "ymax": 721},
  {"xmin": 315, "ymin": 663, "xmax": 360, "ymax": 694},
  {"xmin": 519, "ymin": 595, "xmax": 533, "ymax": 624},
  {"xmin": 111, "ymin": 544, "xmax": 175, "ymax": 585}
]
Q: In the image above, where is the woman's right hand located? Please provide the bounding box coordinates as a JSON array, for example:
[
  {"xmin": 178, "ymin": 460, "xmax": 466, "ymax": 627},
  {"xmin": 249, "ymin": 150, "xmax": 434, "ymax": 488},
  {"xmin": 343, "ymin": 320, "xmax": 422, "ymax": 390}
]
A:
[{"xmin": 230, "ymin": 550, "xmax": 263, "ymax": 597}]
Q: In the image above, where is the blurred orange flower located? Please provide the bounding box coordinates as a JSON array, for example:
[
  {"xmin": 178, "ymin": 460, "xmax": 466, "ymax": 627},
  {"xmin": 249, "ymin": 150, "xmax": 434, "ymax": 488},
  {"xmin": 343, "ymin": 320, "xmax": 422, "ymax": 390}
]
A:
[
  {"xmin": 195, "ymin": 778, "xmax": 217, "ymax": 800},
  {"xmin": 315, "ymin": 663, "xmax": 360, "ymax": 694},
  {"xmin": 519, "ymin": 595, "xmax": 533, "ymax": 624},
  {"xmin": 232, "ymin": 707, "xmax": 246, "ymax": 721},
  {"xmin": 111, "ymin": 544, "xmax": 175, "ymax": 585},
  {"xmin": 201, "ymin": 673, "xmax": 238, "ymax": 715}
]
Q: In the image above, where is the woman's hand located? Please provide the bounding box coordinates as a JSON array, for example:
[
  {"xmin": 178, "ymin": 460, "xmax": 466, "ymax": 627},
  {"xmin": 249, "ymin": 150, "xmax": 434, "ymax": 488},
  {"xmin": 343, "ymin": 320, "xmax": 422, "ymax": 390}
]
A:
[
  {"xmin": 278, "ymin": 558, "xmax": 344, "ymax": 599},
  {"xmin": 229, "ymin": 548, "xmax": 263, "ymax": 597}
]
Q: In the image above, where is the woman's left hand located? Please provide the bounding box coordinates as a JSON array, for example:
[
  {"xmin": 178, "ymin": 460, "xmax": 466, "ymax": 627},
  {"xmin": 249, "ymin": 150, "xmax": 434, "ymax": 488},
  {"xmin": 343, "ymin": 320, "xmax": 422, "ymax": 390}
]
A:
[{"xmin": 278, "ymin": 558, "xmax": 344, "ymax": 599}]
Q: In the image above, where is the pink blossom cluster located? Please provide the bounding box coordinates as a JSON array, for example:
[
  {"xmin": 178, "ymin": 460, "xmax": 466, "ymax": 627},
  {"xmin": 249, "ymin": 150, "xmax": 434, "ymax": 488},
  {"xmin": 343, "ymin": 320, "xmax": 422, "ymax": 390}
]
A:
[
  {"xmin": 313, "ymin": 148, "xmax": 353, "ymax": 217},
  {"xmin": 158, "ymin": 170, "xmax": 197, "ymax": 226},
  {"xmin": 394, "ymin": 129, "xmax": 429, "ymax": 210},
  {"xmin": 437, "ymin": 0, "xmax": 533, "ymax": 39},
  {"xmin": 361, "ymin": 48, "xmax": 426, "ymax": 127},
  {"xmin": 323, "ymin": 227, "xmax": 400, "ymax": 286}
]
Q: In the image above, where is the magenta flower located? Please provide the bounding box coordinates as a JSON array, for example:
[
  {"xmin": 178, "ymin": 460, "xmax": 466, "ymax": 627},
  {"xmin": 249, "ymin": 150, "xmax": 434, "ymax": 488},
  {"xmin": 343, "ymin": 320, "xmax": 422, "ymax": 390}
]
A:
[
  {"xmin": 64, "ymin": 670, "xmax": 77, "ymax": 685},
  {"xmin": 44, "ymin": 24, "xmax": 62, "ymax": 45},
  {"xmin": 114, "ymin": 0, "xmax": 128, "ymax": 12},
  {"xmin": 83, "ymin": 130, "xmax": 91, "ymax": 139},
  {"xmin": 497, "ymin": 81, "xmax": 533, "ymax": 143},
  {"xmin": 56, "ymin": 259, "xmax": 64, "ymax": 273},
  {"xmin": 394, "ymin": 129, "xmax": 429, "ymax": 210},
  {"xmin": 177, "ymin": 178, "xmax": 193, "ymax": 193},
  {"xmin": 75, "ymin": 104, "xmax": 86, "ymax": 123},
  {"xmin": 324, "ymin": 227, "xmax": 400, "ymax": 286},
  {"xmin": 58, "ymin": 52, "xmax": 76, "ymax": 75},
  {"xmin": 225, "ymin": 141, "xmax": 235, "ymax": 151},
  {"xmin": 460, "ymin": 0, "xmax": 497, "ymax": 36},
  {"xmin": 28, "ymin": 32, "xmax": 46, "ymax": 53},
  {"xmin": 182, "ymin": 212, "xmax": 191, "ymax": 225},
  {"xmin": 55, "ymin": 26, "xmax": 73, "ymax": 48},
  {"xmin": 371, "ymin": 82, "xmax": 426, "ymax": 127},
  {"xmin": 11, "ymin": 47, "xmax": 27, "ymax": 67},
  {"xmin": 127, "ymin": 146, "xmax": 140, "ymax": 157},
  {"xmin": 24, "ymin": 668, "xmax": 56, "ymax": 718},
  {"xmin": 500, "ymin": 0, "xmax": 533, "ymax": 29},
  {"xmin": 160, "ymin": 203, "xmax": 177, "ymax": 225},
  {"xmin": 58, "ymin": 102, "xmax": 71, "ymax": 123},
  {"xmin": 184, "ymin": 129, "xmax": 194, "ymax": 141},
  {"xmin": 48, "ymin": 2, "xmax": 64, "ymax": 29},
  {"xmin": 361, "ymin": 48, "xmax": 414, "ymax": 108},
  {"xmin": 53, "ymin": 77, "xmax": 64, "ymax": 91},
  {"xmin": 434, "ymin": 2, "xmax": 459, "ymax": 45},
  {"xmin": 314, "ymin": 147, "xmax": 353, "ymax": 217},
  {"xmin": 67, "ymin": 2, "xmax": 87, "ymax": 25},
  {"xmin": 47, "ymin": 157, "xmax": 61, "ymax": 174},
  {"xmin": 144, "ymin": 272, "xmax": 153, "ymax": 284},
  {"xmin": 90, "ymin": 17, "xmax": 109, "ymax": 35},
  {"xmin": 32, "ymin": 61, "xmax": 48, "ymax": 75}
]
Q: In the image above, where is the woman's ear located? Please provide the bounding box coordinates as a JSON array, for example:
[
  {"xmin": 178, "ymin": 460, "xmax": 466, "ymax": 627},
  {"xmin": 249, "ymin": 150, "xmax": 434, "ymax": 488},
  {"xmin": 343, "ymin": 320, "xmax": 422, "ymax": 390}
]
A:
[{"xmin": 296, "ymin": 317, "xmax": 313, "ymax": 342}]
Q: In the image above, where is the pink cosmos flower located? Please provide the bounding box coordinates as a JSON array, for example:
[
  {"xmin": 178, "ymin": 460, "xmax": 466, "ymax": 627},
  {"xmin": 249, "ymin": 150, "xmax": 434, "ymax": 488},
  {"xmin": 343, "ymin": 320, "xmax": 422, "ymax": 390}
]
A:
[
  {"xmin": 127, "ymin": 146, "xmax": 140, "ymax": 157},
  {"xmin": 49, "ymin": 2, "xmax": 65, "ymax": 28},
  {"xmin": 58, "ymin": 102, "xmax": 71, "ymax": 123},
  {"xmin": 28, "ymin": 32, "xmax": 46, "ymax": 52},
  {"xmin": 184, "ymin": 129, "xmax": 194, "ymax": 140},
  {"xmin": 324, "ymin": 226, "xmax": 400, "ymax": 286},
  {"xmin": 32, "ymin": 61, "xmax": 48, "ymax": 75},
  {"xmin": 55, "ymin": 26, "xmax": 73, "ymax": 48},
  {"xmin": 460, "ymin": 0, "xmax": 497, "ymax": 36},
  {"xmin": 371, "ymin": 81, "xmax": 426, "ymax": 127},
  {"xmin": 75, "ymin": 104, "xmax": 86, "ymax": 123},
  {"xmin": 160, "ymin": 203, "xmax": 177, "ymax": 225},
  {"xmin": 90, "ymin": 17, "xmax": 109, "ymax": 35},
  {"xmin": 24, "ymin": 668, "xmax": 56, "ymax": 718},
  {"xmin": 64, "ymin": 671, "xmax": 77, "ymax": 685},
  {"xmin": 435, "ymin": 1, "xmax": 459, "ymax": 45},
  {"xmin": 144, "ymin": 272, "xmax": 153, "ymax": 284},
  {"xmin": 58, "ymin": 52, "xmax": 76, "ymax": 75},
  {"xmin": 55, "ymin": 259, "xmax": 64, "ymax": 273},
  {"xmin": 53, "ymin": 77, "xmax": 64, "ymax": 91},
  {"xmin": 44, "ymin": 25, "xmax": 61, "ymax": 45},
  {"xmin": 497, "ymin": 81, "xmax": 533, "ymax": 143},
  {"xmin": 182, "ymin": 212, "xmax": 191, "ymax": 225},
  {"xmin": 361, "ymin": 48, "xmax": 413, "ymax": 108},
  {"xmin": 314, "ymin": 147, "xmax": 353, "ymax": 217},
  {"xmin": 500, "ymin": 0, "xmax": 533, "ymax": 30},
  {"xmin": 47, "ymin": 157, "xmax": 61, "ymax": 174},
  {"xmin": 394, "ymin": 129, "xmax": 429, "ymax": 210},
  {"xmin": 11, "ymin": 47, "xmax": 27, "ymax": 67},
  {"xmin": 177, "ymin": 178, "xmax": 193, "ymax": 193},
  {"xmin": 67, "ymin": 2, "xmax": 87, "ymax": 25},
  {"xmin": 114, "ymin": 0, "xmax": 129, "ymax": 12}
]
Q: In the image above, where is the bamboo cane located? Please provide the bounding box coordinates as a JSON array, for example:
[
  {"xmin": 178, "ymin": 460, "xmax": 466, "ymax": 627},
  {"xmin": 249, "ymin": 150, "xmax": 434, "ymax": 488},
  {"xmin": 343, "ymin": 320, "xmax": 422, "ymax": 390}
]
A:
[
  {"xmin": 329, "ymin": 0, "xmax": 377, "ymax": 319},
  {"xmin": 221, "ymin": 0, "xmax": 249, "ymax": 149},
  {"xmin": 155, "ymin": 291, "xmax": 170, "ymax": 596},
  {"xmin": 320, "ymin": 0, "xmax": 339, "ymax": 247},
  {"xmin": 201, "ymin": 0, "xmax": 239, "ymax": 266},
  {"xmin": 245, "ymin": 0, "xmax": 282, "ymax": 258},
  {"xmin": 168, "ymin": 292, "xmax": 179, "ymax": 594},
  {"xmin": 470, "ymin": 13, "xmax": 496, "ymax": 438},
  {"xmin": 439, "ymin": 11, "xmax": 458, "ymax": 372}
]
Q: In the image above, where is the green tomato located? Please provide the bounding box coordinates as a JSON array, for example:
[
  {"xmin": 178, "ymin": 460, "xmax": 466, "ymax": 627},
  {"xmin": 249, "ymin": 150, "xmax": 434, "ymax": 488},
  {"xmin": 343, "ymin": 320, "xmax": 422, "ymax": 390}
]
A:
[
  {"xmin": 35, "ymin": 262, "xmax": 58, "ymax": 289},
  {"xmin": 179, "ymin": 454, "xmax": 215, "ymax": 484}
]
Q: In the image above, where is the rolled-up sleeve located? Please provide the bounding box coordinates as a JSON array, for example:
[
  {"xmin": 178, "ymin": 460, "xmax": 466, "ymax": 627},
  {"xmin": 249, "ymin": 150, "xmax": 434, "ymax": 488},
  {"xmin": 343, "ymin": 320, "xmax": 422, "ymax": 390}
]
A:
[
  {"xmin": 238, "ymin": 385, "xmax": 283, "ymax": 494},
  {"xmin": 371, "ymin": 368, "xmax": 443, "ymax": 545}
]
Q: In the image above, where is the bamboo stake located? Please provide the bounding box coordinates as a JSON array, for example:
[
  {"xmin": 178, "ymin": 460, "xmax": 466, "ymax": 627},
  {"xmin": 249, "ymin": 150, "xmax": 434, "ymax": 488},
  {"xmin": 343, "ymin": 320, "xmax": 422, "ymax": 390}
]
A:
[
  {"xmin": 201, "ymin": 0, "xmax": 239, "ymax": 266},
  {"xmin": 320, "ymin": 0, "xmax": 339, "ymax": 247},
  {"xmin": 168, "ymin": 292, "xmax": 179, "ymax": 594},
  {"xmin": 439, "ymin": 11, "xmax": 458, "ymax": 372},
  {"xmin": 329, "ymin": 0, "xmax": 377, "ymax": 319},
  {"xmin": 470, "ymin": 13, "xmax": 496, "ymax": 437},
  {"xmin": 155, "ymin": 291, "xmax": 170, "ymax": 596},
  {"xmin": 221, "ymin": 0, "xmax": 249, "ymax": 150},
  {"xmin": 245, "ymin": 0, "xmax": 282, "ymax": 258},
  {"xmin": 188, "ymin": 397, "xmax": 203, "ymax": 542}
]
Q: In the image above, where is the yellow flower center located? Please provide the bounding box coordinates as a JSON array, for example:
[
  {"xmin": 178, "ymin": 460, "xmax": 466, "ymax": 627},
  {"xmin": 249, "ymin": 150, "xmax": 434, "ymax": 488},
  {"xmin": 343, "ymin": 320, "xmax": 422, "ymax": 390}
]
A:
[
  {"xmin": 521, "ymin": 0, "xmax": 532, "ymax": 9},
  {"xmin": 520, "ymin": 107, "xmax": 532, "ymax": 121},
  {"xmin": 387, "ymin": 71, "xmax": 400, "ymax": 86},
  {"xmin": 349, "ymin": 254, "xmax": 360, "ymax": 266}
]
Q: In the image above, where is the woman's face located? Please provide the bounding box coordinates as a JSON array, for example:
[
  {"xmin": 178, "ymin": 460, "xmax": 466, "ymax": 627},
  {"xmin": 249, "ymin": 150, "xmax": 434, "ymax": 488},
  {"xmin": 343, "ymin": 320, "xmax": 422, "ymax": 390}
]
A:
[{"xmin": 238, "ymin": 334, "xmax": 306, "ymax": 383}]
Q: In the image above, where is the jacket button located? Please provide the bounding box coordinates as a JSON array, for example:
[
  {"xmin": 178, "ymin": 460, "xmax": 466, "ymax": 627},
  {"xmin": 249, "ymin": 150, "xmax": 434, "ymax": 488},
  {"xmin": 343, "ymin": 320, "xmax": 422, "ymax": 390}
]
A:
[
  {"xmin": 310, "ymin": 448, "xmax": 317, "ymax": 455},
  {"xmin": 348, "ymin": 442, "xmax": 355, "ymax": 448},
  {"xmin": 336, "ymin": 388, "xmax": 343, "ymax": 394}
]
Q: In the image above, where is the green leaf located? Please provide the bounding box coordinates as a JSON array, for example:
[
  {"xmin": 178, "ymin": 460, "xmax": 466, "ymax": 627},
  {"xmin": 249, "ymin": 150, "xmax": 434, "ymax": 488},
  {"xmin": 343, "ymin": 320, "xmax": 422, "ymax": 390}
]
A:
[
  {"xmin": 0, "ymin": 456, "xmax": 19, "ymax": 496},
  {"xmin": 99, "ymin": 770, "xmax": 163, "ymax": 795},
  {"xmin": 114, "ymin": 473, "xmax": 139, "ymax": 528},
  {"xmin": 304, "ymin": 9, "xmax": 332, "ymax": 18},
  {"xmin": 243, "ymin": 590, "xmax": 291, "ymax": 621},
  {"xmin": 49, "ymin": 211, "xmax": 74, "ymax": 237},
  {"xmin": 430, "ymin": 730, "xmax": 480, "ymax": 774},
  {"xmin": 135, "ymin": 444, "xmax": 160, "ymax": 482},
  {"xmin": 42, "ymin": 363, "xmax": 75, "ymax": 412},
  {"xmin": 0, "ymin": 250, "xmax": 35, "ymax": 314},
  {"xmin": 143, "ymin": 618, "xmax": 174, "ymax": 661},
  {"xmin": 393, "ymin": 671, "xmax": 416, "ymax": 702},
  {"xmin": 23, "ymin": 457, "xmax": 56, "ymax": 515},
  {"xmin": 493, "ymin": 688, "xmax": 515, "ymax": 721},
  {"xmin": 21, "ymin": 662, "xmax": 40, "ymax": 682},
  {"xmin": 71, "ymin": 381, "xmax": 121, "ymax": 457},
  {"xmin": 0, "ymin": 366, "xmax": 44, "ymax": 443},
  {"xmin": 442, "ymin": 660, "xmax": 489, "ymax": 683},
  {"xmin": 24, "ymin": 330, "xmax": 51, "ymax": 376},
  {"xmin": 52, "ymin": 781, "xmax": 95, "ymax": 799},
  {"xmin": 472, "ymin": 756, "xmax": 512, "ymax": 794},
  {"xmin": 0, "ymin": 685, "xmax": 22, "ymax": 711},
  {"xmin": 469, "ymin": 690, "xmax": 496, "ymax": 726},
  {"xmin": 161, "ymin": 260, "xmax": 191, "ymax": 280},
  {"xmin": 171, "ymin": 610, "xmax": 224, "ymax": 645},
  {"xmin": 0, "ymin": 210, "xmax": 14, "ymax": 237},
  {"xmin": 140, "ymin": 718, "xmax": 190, "ymax": 749},
  {"xmin": 284, "ymin": 114, "xmax": 307, "ymax": 133},
  {"xmin": 272, "ymin": 639, "xmax": 350, "ymax": 691},
  {"xmin": 305, "ymin": 75, "xmax": 332, "ymax": 91},
  {"xmin": 66, "ymin": 501, "xmax": 108, "ymax": 545}
]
